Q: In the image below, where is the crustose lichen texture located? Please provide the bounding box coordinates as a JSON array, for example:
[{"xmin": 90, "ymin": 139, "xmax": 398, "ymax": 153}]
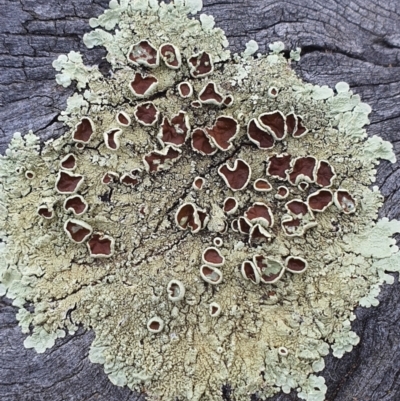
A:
[{"xmin": 0, "ymin": 0, "xmax": 399, "ymax": 400}]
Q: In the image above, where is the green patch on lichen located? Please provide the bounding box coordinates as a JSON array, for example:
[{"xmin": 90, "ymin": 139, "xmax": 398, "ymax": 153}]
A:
[{"xmin": 0, "ymin": 1, "xmax": 399, "ymax": 401}]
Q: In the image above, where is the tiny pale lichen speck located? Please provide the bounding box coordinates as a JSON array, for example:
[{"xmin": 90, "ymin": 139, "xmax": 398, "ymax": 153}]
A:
[{"xmin": 0, "ymin": 1, "xmax": 399, "ymax": 401}]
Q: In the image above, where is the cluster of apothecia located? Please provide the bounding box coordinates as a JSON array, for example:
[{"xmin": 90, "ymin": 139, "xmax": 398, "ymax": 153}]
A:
[{"xmin": 34, "ymin": 39, "xmax": 357, "ymax": 333}]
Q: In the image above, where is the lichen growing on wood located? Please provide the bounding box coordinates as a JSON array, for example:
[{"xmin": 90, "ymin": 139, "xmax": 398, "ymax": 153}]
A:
[{"xmin": 0, "ymin": 1, "xmax": 399, "ymax": 400}]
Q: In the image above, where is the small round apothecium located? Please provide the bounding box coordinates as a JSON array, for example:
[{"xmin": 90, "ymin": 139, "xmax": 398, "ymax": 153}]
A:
[
  {"xmin": 64, "ymin": 219, "xmax": 93, "ymax": 244},
  {"xmin": 231, "ymin": 219, "xmax": 239, "ymax": 232},
  {"xmin": 127, "ymin": 40, "xmax": 159, "ymax": 68},
  {"xmin": 87, "ymin": 233, "xmax": 115, "ymax": 258},
  {"xmin": 116, "ymin": 111, "xmax": 131, "ymax": 127},
  {"xmin": 64, "ymin": 195, "xmax": 88, "ymax": 216},
  {"xmin": 55, "ymin": 171, "xmax": 84, "ymax": 194},
  {"xmin": 103, "ymin": 128, "xmax": 122, "ymax": 150},
  {"xmin": 285, "ymin": 256, "xmax": 308, "ymax": 274},
  {"xmin": 178, "ymin": 81, "xmax": 193, "ymax": 98},
  {"xmin": 147, "ymin": 317, "xmax": 164, "ymax": 333},
  {"xmin": 223, "ymin": 197, "xmax": 238, "ymax": 215},
  {"xmin": 209, "ymin": 302, "xmax": 221, "ymax": 317},
  {"xmin": 202, "ymin": 247, "xmax": 225, "ymax": 267},
  {"xmin": 275, "ymin": 186, "xmax": 289, "ymax": 200},
  {"xmin": 240, "ymin": 260, "xmax": 260, "ymax": 284},
  {"xmin": 159, "ymin": 43, "xmax": 181, "ymax": 69},
  {"xmin": 254, "ymin": 178, "xmax": 272, "ymax": 192},
  {"xmin": 37, "ymin": 206, "xmax": 54, "ymax": 219},
  {"xmin": 192, "ymin": 177, "xmax": 205, "ymax": 190},
  {"xmin": 167, "ymin": 280, "xmax": 185, "ymax": 302},
  {"xmin": 134, "ymin": 102, "xmax": 159, "ymax": 126},
  {"xmin": 268, "ymin": 86, "xmax": 279, "ymax": 98},
  {"xmin": 200, "ymin": 265, "xmax": 223, "ymax": 285},
  {"xmin": 25, "ymin": 170, "xmax": 35, "ymax": 179},
  {"xmin": 213, "ymin": 237, "xmax": 223, "ymax": 247},
  {"xmin": 308, "ymin": 189, "xmax": 333, "ymax": 213},
  {"xmin": 334, "ymin": 189, "xmax": 357, "ymax": 214},
  {"xmin": 60, "ymin": 154, "xmax": 77, "ymax": 170},
  {"xmin": 72, "ymin": 117, "xmax": 95, "ymax": 144},
  {"xmin": 129, "ymin": 72, "xmax": 158, "ymax": 98}
]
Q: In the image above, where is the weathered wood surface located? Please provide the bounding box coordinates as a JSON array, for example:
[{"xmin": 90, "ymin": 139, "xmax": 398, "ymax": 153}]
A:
[{"xmin": 1, "ymin": 1, "xmax": 400, "ymax": 400}]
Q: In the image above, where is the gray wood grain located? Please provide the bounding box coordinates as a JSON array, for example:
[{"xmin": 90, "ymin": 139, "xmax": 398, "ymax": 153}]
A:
[{"xmin": 1, "ymin": 0, "xmax": 400, "ymax": 400}]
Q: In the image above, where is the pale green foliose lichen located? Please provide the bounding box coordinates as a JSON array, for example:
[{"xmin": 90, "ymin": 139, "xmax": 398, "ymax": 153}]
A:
[{"xmin": 0, "ymin": 1, "xmax": 399, "ymax": 401}]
